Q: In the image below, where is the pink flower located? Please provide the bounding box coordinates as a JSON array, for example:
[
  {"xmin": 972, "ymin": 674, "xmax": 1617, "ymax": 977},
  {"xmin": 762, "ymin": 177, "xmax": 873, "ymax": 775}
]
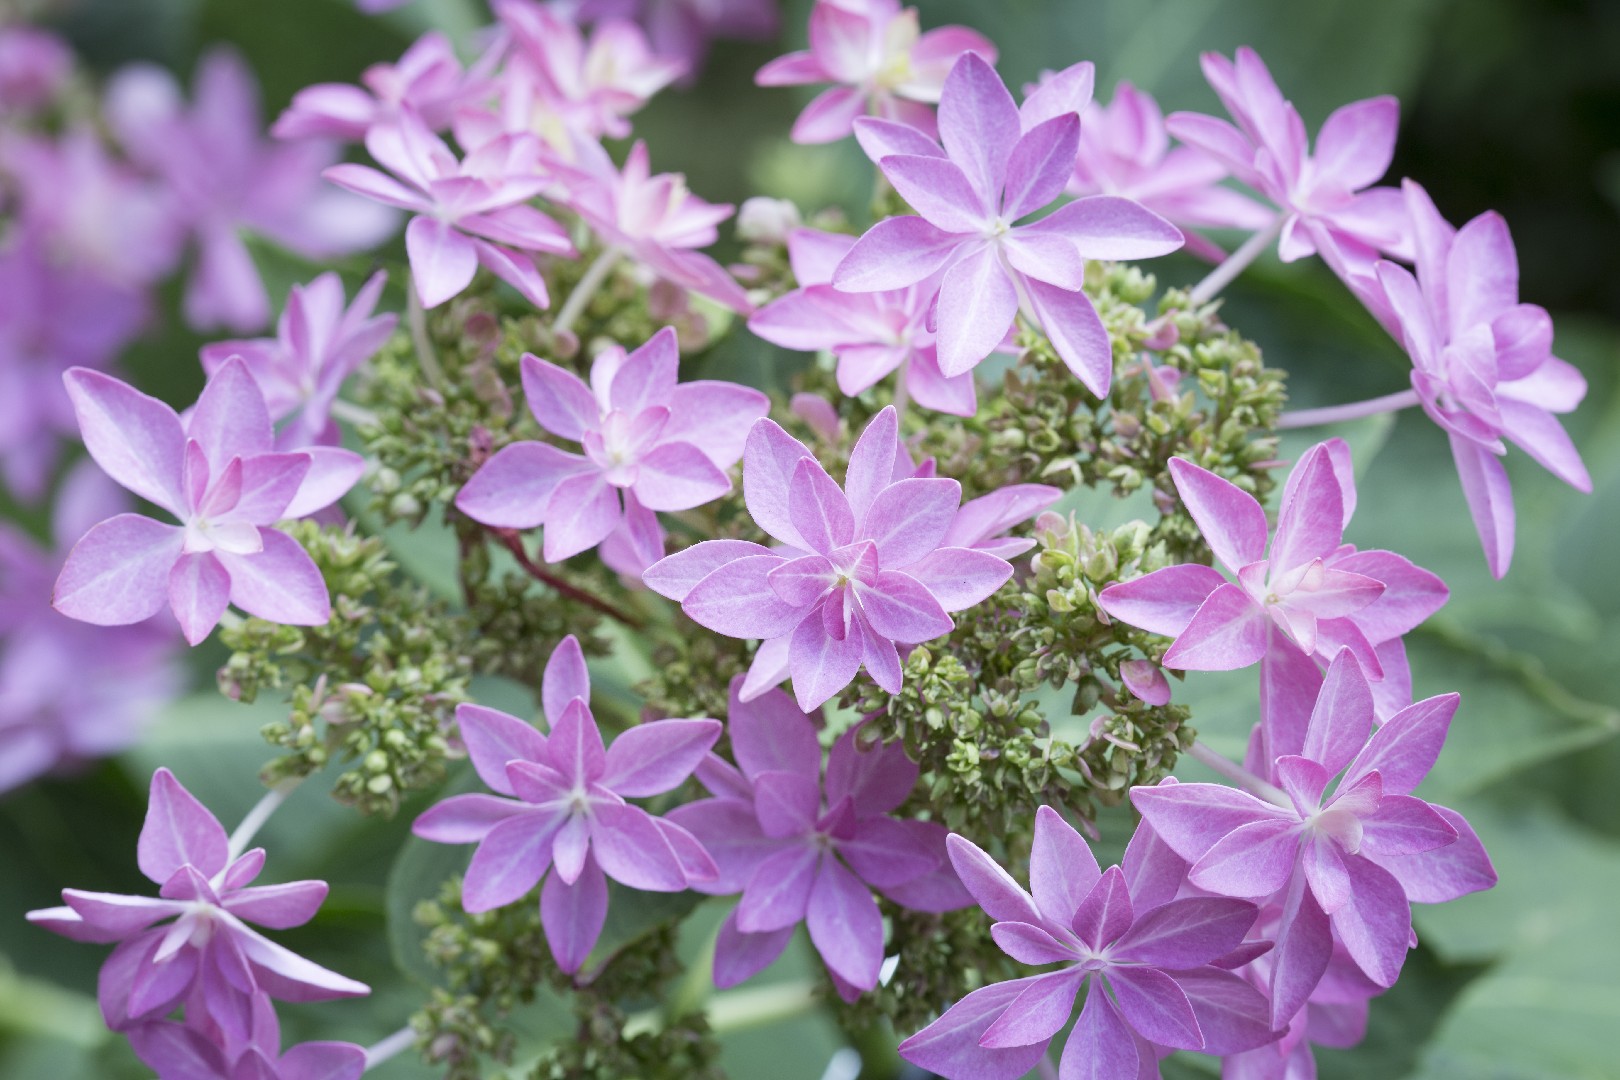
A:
[
  {"xmin": 899, "ymin": 806, "xmax": 1277, "ymax": 1078},
  {"xmin": 1369, "ymin": 181, "xmax": 1590, "ymax": 578},
  {"xmin": 1168, "ymin": 47, "xmax": 1408, "ymax": 272},
  {"xmin": 756, "ymin": 0, "xmax": 996, "ymax": 144},
  {"xmin": 550, "ymin": 138, "xmax": 753, "ymax": 311},
  {"xmin": 749, "ymin": 227, "xmax": 978, "ymax": 415},
  {"xmin": 273, "ymin": 31, "xmax": 496, "ymax": 142},
  {"xmin": 53, "ymin": 360, "xmax": 364, "ymax": 645},
  {"xmin": 1065, "ymin": 80, "xmax": 1272, "ymax": 261},
  {"xmin": 644, "ymin": 407, "xmax": 1021, "ymax": 710},
  {"xmin": 668, "ymin": 678, "xmax": 969, "ymax": 997},
  {"xmin": 130, "ymin": 995, "xmax": 366, "ymax": 1080},
  {"xmin": 1132, "ymin": 652, "xmax": 1495, "ymax": 1019},
  {"xmin": 558, "ymin": 0, "xmax": 779, "ymax": 80},
  {"xmin": 1096, "ymin": 440, "xmax": 1448, "ymax": 719},
  {"xmin": 835, "ymin": 53, "xmax": 1182, "ymax": 396},
  {"xmin": 104, "ymin": 47, "xmax": 397, "ymax": 331},
  {"xmin": 27, "ymin": 769, "xmax": 368, "ymax": 1038},
  {"xmin": 0, "ymin": 25, "xmax": 72, "ymax": 114},
  {"xmin": 412, "ymin": 636, "xmax": 721, "ymax": 972},
  {"xmin": 200, "ymin": 272, "xmax": 396, "ymax": 451},
  {"xmin": 324, "ymin": 110, "xmax": 573, "ymax": 309},
  {"xmin": 455, "ymin": 326, "xmax": 768, "ymax": 571}
]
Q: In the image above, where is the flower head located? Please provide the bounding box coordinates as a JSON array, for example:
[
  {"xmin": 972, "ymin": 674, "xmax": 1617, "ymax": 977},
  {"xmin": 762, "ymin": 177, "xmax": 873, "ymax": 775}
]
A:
[
  {"xmin": 668, "ymin": 678, "xmax": 969, "ymax": 996},
  {"xmin": 756, "ymin": 0, "xmax": 996, "ymax": 144},
  {"xmin": 323, "ymin": 110, "xmax": 573, "ymax": 309},
  {"xmin": 129, "ymin": 992, "xmax": 366, "ymax": 1080},
  {"xmin": 455, "ymin": 326, "xmax": 768, "ymax": 571},
  {"xmin": 899, "ymin": 806, "xmax": 1278, "ymax": 1078},
  {"xmin": 1369, "ymin": 181, "xmax": 1590, "ymax": 578},
  {"xmin": 54, "ymin": 360, "xmax": 364, "ymax": 644},
  {"xmin": 105, "ymin": 47, "xmax": 397, "ymax": 331},
  {"xmin": 27, "ymin": 769, "xmax": 368, "ymax": 1038},
  {"xmin": 200, "ymin": 272, "xmax": 397, "ymax": 451},
  {"xmin": 412, "ymin": 635, "xmax": 721, "ymax": 971},
  {"xmin": 0, "ymin": 25, "xmax": 72, "ymax": 114},
  {"xmin": 835, "ymin": 52, "xmax": 1182, "ymax": 396},
  {"xmin": 645, "ymin": 407, "xmax": 1041, "ymax": 710}
]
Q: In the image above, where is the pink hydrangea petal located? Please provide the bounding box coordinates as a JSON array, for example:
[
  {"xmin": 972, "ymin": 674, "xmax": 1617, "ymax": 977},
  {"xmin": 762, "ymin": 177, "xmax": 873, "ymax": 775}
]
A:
[
  {"xmin": 1365, "ymin": 803, "xmax": 1495, "ymax": 902},
  {"xmin": 742, "ymin": 419, "xmax": 817, "ymax": 549},
  {"xmin": 540, "ymin": 636, "xmax": 590, "ymax": 728},
  {"xmin": 787, "ymin": 609, "xmax": 865, "ymax": 710},
  {"xmin": 806, "ymin": 855, "xmax": 885, "ymax": 990},
  {"xmin": 599, "ymin": 718, "xmax": 720, "ymax": 798},
  {"xmin": 1314, "ymin": 95, "xmax": 1399, "ymax": 193},
  {"xmin": 222, "ymin": 880, "xmax": 328, "ymax": 930},
  {"xmin": 1333, "ymin": 855, "xmax": 1411, "ymax": 987},
  {"xmin": 53, "ymin": 514, "xmax": 183, "ymax": 627},
  {"xmin": 461, "ymin": 813, "xmax": 561, "ymax": 912},
  {"xmin": 1111, "ymin": 896, "xmax": 1257, "ymax": 969},
  {"xmin": 712, "ymin": 907, "xmax": 794, "ymax": 988},
  {"xmin": 979, "ymin": 968, "xmax": 1082, "ymax": 1048},
  {"xmin": 936, "ymin": 52, "xmax": 1019, "ymax": 212},
  {"xmin": 832, "ymin": 215, "xmax": 964, "ymax": 293},
  {"xmin": 1070, "ymin": 864, "xmax": 1133, "ymax": 952},
  {"xmin": 62, "ymin": 369, "xmax": 188, "ymax": 516},
  {"xmin": 216, "ymin": 528, "xmax": 331, "ymax": 628},
  {"xmin": 169, "ymin": 551, "xmax": 232, "ymax": 645},
  {"xmin": 844, "ymin": 406, "xmax": 898, "ymax": 528},
  {"xmin": 137, "ymin": 768, "xmax": 228, "ymax": 884},
  {"xmin": 590, "ymin": 802, "xmax": 688, "ymax": 891},
  {"xmin": 935, "ymin": 243, "xmax": 1017, "ymax": 377},
  {"xmin": 1058, "ymin": 978, "xmax": 1141, "ymax": 1079},
  {"xmin": 946, "ymin": 833, "xmax": 1039, "ymax": 924},
  {"xmin": 1167, "ymin": 457, "xmax": 1269, "ymax": 571},
  {"xmin": 1270, "ymin": 444, "xmax": 1348, "ymax": 575},
  {"xmin": 1171, "ymin": 966, "xmax": 1280, "ymax": 1054},
  {"xmin": 1189, "ymin": 818, "xmax": 1302, "ymax": 897},
  {"xmin": 541, "ymin": 853, "xmax": 608, "ymax": 973},
  {"xmin": 1108, "ymin": 965, "xmax": 1202, "ymax": 1050},
  {"xmin": 1096, "ymin": 563, "xmax": 1227, "ymax": 638},
  {"xmin": 412, "ymin": 793, "xmax": 534, "ymax": 844},
  {"xmin": 1161, "ymin": 582, "xmax": 1268, "ymax": 671},
  {"xmin": 1001, "ymin": 113, "xmax": 1080, "ymax": 222},
  {"xmin": 405, "ymin": 216, "xmax": 478, "ymax": 308},
  {"xmin": 1022, "ymin": 276, "xmax": 1113, "ymax": 397},
  {"xmin": 455, "ymin": 703, "xmax": 548, "ymax": 795},
  {"xmin": 736, "ymin": 844, "xmax": 819, "ymax": 933},
  {"xmin": 1448, "ymin": 432, "xmax": 1515, "ymax": 578},
  {"xmin": 455, "ymin": 441, "xmax": 593, "ymax": 530},
  {"xmin": 683, "ymin": 554, "xmax": 803, "ymax": 638},
  {"xmin": 520, "ymin": 355, "xmax": 601, "ymax": 441},
  {"xmin": 991, "ymin": 920, "xmax": 1076, "ymax": 965},
  {"xmin": 634, "ymin": 441, "xmax": 730, "ymax": 511},
  {"xmin": 898, "ymin": 978, "xmax": 1051, "ymax": 1080},
  {"xmin": 1030, "ymin": 804, "xmax": 1100, "ymax": 926}
]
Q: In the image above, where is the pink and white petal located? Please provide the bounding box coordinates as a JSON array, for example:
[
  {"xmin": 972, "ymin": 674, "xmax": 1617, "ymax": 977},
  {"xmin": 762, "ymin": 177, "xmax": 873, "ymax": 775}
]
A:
[
  {"xmin": 643, "ymin": 539, "xmax": 774, "ymax": 602},
  {"xmin": 539, "ymin": 473, "xmax": 620, "ymax": 562},
  {"xmin": 1095, "ymin": 563, "xmax": 1227, "ymax": 637},
  {"xmin": 742, "ymin": 419, "xmax": 817, "ymax": 549},
  {"xmin": 832, "ymin": 216, "xmax": 964, "ymax": 293},
  {"xmin": 664, "ymin": 797, "xmax": 776, "ymax": 894},
  {"xmin": 787, "ymin": 611, "xmax": 865, "ymax": 710},
  {"xmin": 1107, "ymin": 965, "xmax": 1202, "ymax": 1050},
  {"xmin": 1002, "ymin": 231, "xmax": 1087, "ymax": 291},
  {"xmin": 60, "ymin": 891, "xmax": 184, "ymax": 937},
  {"xmin": 456, "ymin": 703, "xmax": 549, "ymax": 795},
  {"xmin": 54, "ymin": 514, "xmax": 183, "ymax": 627},
  {"xmin": 1112, "ymin": 895, "xmax": 1259, "ymax": 970},
  {"xmin": 789, "ymin": 85, "xmax": 867, "ymax": 143},
  {"xmin": 1365, "ymin": 803, "xmax": 1495, "ymax": 902},
  {"xmin": 902, "ymin": 546, "xmax": 1013, "ymax": 611},
  {"xmin": 1016, "ymin": 59, "xmax": 1092, "ymax": 128},
  {"xmin": 1024, "ymin": 194, "xmax": 1184, "ymax": 261},
  {"xmin": 538, "ymin": 633, "xmax": 589, "ymax": 728},
  {"xmin": 1188, "ymin": 818, "xmax": 1302, "ymax": 898},
  {"xmin": 1161, "ymin": 583, "xmax": 1268, "ymax": 671},
  {"xmin": 473, "ymin": 241, "xmax": 550, "ymax": 309},
  {"xmin": 1170, "ymin": 966, "xmax": 1280, "ymax": 1054},
  {"xmin": 979, "ymin": 968, "xmax": 1083, "ymax": 1048},
  {"xmin": 935, "ymin": 244, "xmax": 1018, "ymax": 377},
  {"xmin": 461, "ymin": 813, "xmax": 561, "ymax": 912},
  {"xmin": 590, "ymin": 802, "xmax": 688, "ymax": 891},
  {"xmin": 755, "ymin": 50, "xmax": 829, "ymax": 87},
  {"xmin": 1499, "ymin": 397, "xmax": 1591, "ymax": 492},
  {"xmin": 946, "ymin": 834, "xmax": 1039, "ymax": 923},
  {"xmin": 858, "ymin": 570, "xmax": 954, "ymax": 643},
  {"xmin": 898, "ymin": 978, "xmax": 1052, "ymax": 1080},
  {"xmin": 320, "ymin": 164, "xmax": 428, "ymax": 212},
  {"xmin": 600, "ymin": 718, "xmax": 721, "ymax": 798},
  {"xmin": 752, "ymin": 768, "xmax": 821, "ymax": 839},
  {"xmin": 1270, "ymin": 445, "xmax": 1347, "ymax": 574},
  {"xmin": 991, "ymin": 920, "xmax": 1076, "ymax": 965},
  {"xmin": 1313, "ymin": 96, "xmax": 1399, "ymax": 193},
  {"xmin": 1333, "ymin": 856, "xmax": 1412, "ymax": 987},
  {"xmin": 1022, "ymin": 277, "xmax": 1113, "ymax": 398},
  {"xmin": 412, "ymin": 793, "xmax": 535, "ymax": 844},
  {"xmin": 169, "ymin": 552, "xmax": 232, "ymax": 645},
  {"xmin": 222, "ymin": 880, "xmax": 328, "ymax": 929},
  {"xmin": 859, "ymin": 477, "xmax": 961, "ymax": 568},
  {"xmin": 62, "ymin": 369, "xmax": 188, "ymax": 515},
  {"xmin": 519, "ymin": 356, "xmax": 600, "ymax": 442},
  {"xmin": 1268, "ymin": 872, "xmax": 1333, "ymax": 1026},
  {"xmin": 138, "ymin": 768, "xmax": 229, "ymax": 884},
  {"xmin": 683, "ymin": 554, "xmax": 803, "ymax": 638},
  {"xmin": 712, "ymin": 908, "xmax": 794, "ymax": 988},
  {"xmin": 1328, "ymin": 549, "xmax": 1448, "ymax": 642},
  {"xmin": 405, "ymin": 217, "xmax": 478, "ymax": 308},
  {"xmin": 1301, "ymin": 648, "xmax": 1375, "ymax": 777},
  {"xmin": 936, "ymin": 52, "xmax": 1020, "ymax": 210},
  {"xmin": 233, "ymin": 924, "xmax": 369, "ymax": 1002},
  {"xmin": 1448, "ymin": 432, "xmax": 1515, "ymax": 578},
  {"xmin": 217, "ymin": 529, "xmax": 330, "ymax": 627},
  {"xmin": 852, "ymin": 116, "xmax": 946, "ymax": 164},
  {"xmin": 279, "ymin": 447, "xmax": 363, "ymax": 519},
  {"xmin": 806, "ymin": 856, "xmax": 886, "ymax": 990},
  {"xmin": 881, "ymin": 153, "xmax": 988, "ymax": 233},
  {"xmin": 1358, "ymin": 794, "xmax": 1457, "ymax": 857},
  {"xmin": 1447, "ymin": 211, "xmax": 1518, "ymax": 332},
  {"xmin": 540, "ymin": 854, "xmax": 608, "ymax": 973},
  {"xmin": 844, "ymin": 405, "xmax": 899, "ymax": 527},
  {"xmin": 634, "ymin": 441, "xmax": 731, "ymax": 511},
  {"xmin": 1070, "ymin": 865, "xmax": 1134, "ymax": 953},
  {"xmin": 1058, "ymin": 978, "xmax": 1141, "ymax": 1079},
  {"xmin": 906, "ymin": 349, "xmax": 979, "ymax": 415},
  {"xmin": 1167, "ymin": 457, "xmax": 1269, "ymax": 571},
  {"xmin": 455, "ymin": 442, "xmax": 592, "ymax": 530},
  {"xmin": 1129, "ymin": 781, "xmax": 1290, "ymax": 864},
  {"xmin": 661, "ymin": 381, "xmax": 770, "ymax": 468},
  {"xmin": 187, "ymin": 357, "xmax": 274, "ymax": 470},
  {"xmin": 740, "ymin": 634, "xmax": 794, "ymax": 700},
  {"xmin": 727, "ymin": 675, "xmax": 822, "ymax": 782},
  {"xmin": 1001, "ymin": 113, "xmax": 1080, "ymax": 222},
  {"xmin": 1029, "ymin": 805, "xmax": 1101, "ymax": 925},
  {"xmin": 787, "ymin": 457, "xmax": 855, "ymax": 555}
]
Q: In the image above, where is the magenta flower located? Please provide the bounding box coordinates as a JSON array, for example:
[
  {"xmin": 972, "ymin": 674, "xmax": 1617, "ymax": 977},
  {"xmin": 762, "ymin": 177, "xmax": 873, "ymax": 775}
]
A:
[
  {"xmin": 27, "ymin": 769, "xmax": 368, "ymax": 1037},
  {"xmin": 129, "ymin": 993, "xmax": 365, "ymax": 1080},
  {"xmin": 900, "ymin": 806, "xmax": 1277, "ymax": 1078},
  {"xmin": 53, "ymin": 360, "xmax": 364, "ymax": 644},
  {"xmin": 1369, "ymin": 181, "xmax": 1591, "ymax": 578},
  {"xmin": 558, "ymin": 0, "xmax": 778, "ymax": 79},
  {"xmin": 0, "ymin": 25, "xmax": 72, "ymax": 114},
  {"xmin": 667, "ymin": 678, "xmax": 969, "ymax": 997},
  {"xmin": 412, "ymin": 635, "xmax": 721, "ymax": 972},
  {"xmin": 1096, "ymin": 440, "xmax": 1448, "ymax": 717},
  {"xmin": 749, "ymin": 227, "xmax": 978, "ymax": 415},
  {"xmin": 324, "ymin": 111, "xmax": 573, "ymax": 309},
  {"xmin": 644, "ymin": 407, "xmax": 1018, "ymax": 710},
  {"xmin": 756, "ymin": 0, "xmax": 995, "ymax": 143},
  {"xmin": 551, "ymin": 138, "xmax": 753, "ymax": 311},
  {"xmin": 455, "ymin": 326, "xmax": 768, "ymax": 570},
  {"xmin": 1132, "ymin": 652, "xmax": 1496, "ymax": 1019},
  {"xmin": 273, "ymin": 30, "xmax": 495, "ymax": 142},
  {"xmin": 835, "ymin": 53, "xmax": 1182, "ymax": 397},
  {"xmin": 201, "ymin": 272, "xmax": 397, "ymax": 451},
  {"xmin": 942, "ymin": 483, "xmax": 1064, "ymax": 560},
  {"xmin": 104, "ymin": 47, "xmax": 397, "ymax": 331},
  {"xmin": 481, "ymin": 0, "xmax": 686, "ymax": 143},
  {"xmin": 0, "ymin": 466, "xmax": 181, "ymax": 794},
  {"xmin": 1064, "ymin": 79, "xmax": 1272, "ymax": 262},
  {"xmin": 1167, "ymin": 47, "xmax": 1408, "ymax": 269}
]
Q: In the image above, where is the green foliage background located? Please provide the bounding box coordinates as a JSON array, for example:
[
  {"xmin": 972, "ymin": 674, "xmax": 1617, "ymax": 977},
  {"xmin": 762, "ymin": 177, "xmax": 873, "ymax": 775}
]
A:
[{"xmin": 2, "ymin": 0, "xmax": 1617, "ymax": 1077}]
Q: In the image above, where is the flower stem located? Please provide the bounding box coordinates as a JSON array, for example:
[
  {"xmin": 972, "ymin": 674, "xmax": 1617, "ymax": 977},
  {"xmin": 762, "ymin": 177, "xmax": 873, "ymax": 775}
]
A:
[
  {"xmin": 1187, "ymin": 740, "xmax": 1292, "ymax": 809},
  {"xmin": 487, "ymin": 526, "xmax": 644, "ymax": 629},
  {"xmin": 1187, "ymin": 213, "xmax": 1286, "ymax": 306},
  {"xmin": 625, "ymin": 979, "xmax": 820, "ymax": 1041},
  {"xmin": 227, "ymin": 776, "xmax": 304, "ymax": 861},
  {"xmin": 330, "ymin": 399, "xmax": 382, "ymax": 429},
  {"xmin": 406, "ymin": 283, "xmax": 446, "ymax": 389},
  {"xmin": 553, "ymin": 246, "xmax": 622, "ymax": 338},
  {"xmin": 363, "ymin": 1025, "xmax": 416, "ymax": 1072},
  {"xmin": 891, "ymin": 360, "xmax": 911, "ymax": 422},
  {"xmin": 1275, "ymin": 388, "xmax": 1421, "ymax": 429}
]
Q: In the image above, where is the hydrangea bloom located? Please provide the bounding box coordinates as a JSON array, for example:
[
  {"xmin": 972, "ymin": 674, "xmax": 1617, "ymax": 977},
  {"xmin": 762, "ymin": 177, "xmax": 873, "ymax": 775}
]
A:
[
  {"xmin": 756, "ymin": 0, "xmax": 995, "ymax": 143},
  {"xmin": 899, "ymin": 806, "xmax": 1277, "ymax": 1078},
  {"xmin": 644, "ymin": 407, "xmax": 1026, "ymax": 710},
  {"xmin": 104, "ymin": 47, "xmax": 397, "ymax": 331},
  {"xmin": 129, "ymin": 993, "xmax": 366, "ymax": 1080},
  {"xmin": 1096, "ymin": 441, "xmax": 1448, "ymax": 718},
  {"xmin": 835, "ymin": 53, "xmax": 1182, "ymax": 395},
  {"xmin": 0, "ymin": 466, "xmax": 181, "ymax": 794},
  {"xmin": 27, "ymin": 769, "xmax": 368, "ymax": 1037},
  {"xmin": 323, "ymin": 111, "xmax": 572, "ymax": 309},
  {"xmin": 1167, "ymin": 47, "xmax": 1407, "ymax": 272},
  {"xmin": 557, "ymin": 0, "xmax": 778, "ymax": 79},
  {"xmin": 412, "ymin": 636, "xmax": 721, "ymax": 972},
  {"xmin": 1370, "ymin": 181, "xmax": 1590, "ymax": 577},
  {"xmin": 550, "ymin": 137, "xmax": 753, "ymax": 312},
  {"xmin": 1133, "ymin": 652, "xmax": 1496, "ymax": 1019},
  {"xmin": 0, "ymin": 24, "xmax": 72, "ymax": 114},
  {"xmin": 273, "ymin": 30, "xmax": 495, "ymax": 142},
  {"xmin": 748, "ymin": 227, "xmax": 978, "ymax": 415},
  {"xmin": 455, "ymin": 326, "xmax": 768, "ymax": 571},
  {"xmin": 1064, "ymin": 79, "xmax": 1272, "ymax": 261},
  {"xmin": 668, "ymin": 679, "xmax": 969, "ymax": 997},
  {"xmin": 200, "ymin": 272, "xmax": 396, "ymax": 451},
  {"xmin": 54, "ymin": 360, "xmax": 364, "ymax": 644}
]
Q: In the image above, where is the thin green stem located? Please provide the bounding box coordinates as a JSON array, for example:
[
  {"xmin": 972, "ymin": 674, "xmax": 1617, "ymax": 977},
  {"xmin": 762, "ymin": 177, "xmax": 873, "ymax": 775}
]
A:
[
  {"xmin": 362, "ymin": 1025, "xmax": 416, "ymax": 1071},
  {"xmin": 553, "ymin": 246, "xmax": 622, "ymax": 337},
  {"xmin": 330, "ymin": 399, "xmax": 382, "ymax": 428},
  {"xmin": 1188, "ymin": 739, "xmax": 1291, "ymax": 809},
  {"xmin": 406, "ymin": 283, "xmax": 446, "ymax": 389}
]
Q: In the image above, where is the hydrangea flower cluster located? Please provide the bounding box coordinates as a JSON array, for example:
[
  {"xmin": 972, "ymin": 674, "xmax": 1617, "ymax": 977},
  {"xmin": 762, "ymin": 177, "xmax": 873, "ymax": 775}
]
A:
[{"xmin": 9, "ymin": 2, "xmax": 1588, "ymax": 1076}]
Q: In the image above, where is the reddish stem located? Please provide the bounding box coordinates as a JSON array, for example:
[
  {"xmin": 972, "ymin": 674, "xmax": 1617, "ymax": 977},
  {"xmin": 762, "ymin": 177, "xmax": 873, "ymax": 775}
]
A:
[{"xmin": 488, "ymin": 528, "xmax": 644, "ymax": 629}]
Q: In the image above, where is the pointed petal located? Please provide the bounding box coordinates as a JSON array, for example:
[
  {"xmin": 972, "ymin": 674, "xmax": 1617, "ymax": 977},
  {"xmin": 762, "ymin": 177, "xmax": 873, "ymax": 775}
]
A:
[
  {"xmin": 979, "ymin": 968, "xmax": 1082, "ymax": 1048},
  {"xmin": 600, "ymin": 718, "xmax": 721, "ymax": 797},
  {"xmin": 456, "ymin": 703, "xmax": 548, "ymax": 795},
  {"xmin": 169, "ymin": 552, "xmax": 232, "ymax": 646},
  {"xmin": 1112, "ymin": 896, "xmax": 1258, "ymax": 969},
  {"xmin": 807, "ymin": 856, "xmax": 885, "ymax": 989},
  {"xmin": 53, "ymin": 514, "xmax": 182, "ymax": 626},
  {"xmin": 1070, "ymin": 865, "xmax": 1134, "ymax": 952},
  {"xmin": 1022, "ymin": 276, "xmax": 1113, "ymax": 397},
  {"xmin": 455, "ymin": 441, "xmax": 592, "ymax": 530},
  {"xmin": 1096, "ymin": 563, "xmax": 1226, "ymax": 637},
  {"xmin": 712, "ymin": 907, "xmax": 794, "ymax": 987},
  {"xmin": 461, "ymin": 813, "xmax": 560, "ymax": 912},
  {"xmin": 406, "ymin": 216, "xmax": 477, "ymax": 308},
  {"xmin": 832, "ymin": 216, "xmax": 963, "ymax": 292},
  {"xmin": 541, "ymin": 854, "xmax": 608, "ymax": 973},
  {"xmin": 1168, "ymin": 457, "xmax": 1268, "ymax": 571},
  {"xmin": 1189, "ymin": 818, "xmax": 1302, "ymax": 897},
  {"xmin": 1030, "ymin": 805, "xmax": 1101, "ymax": 925},
  {"xmin": 63, "ymin": 369, "xmax": 187, "ymax": 515},
  {"xmin": 1162, "ymin": 582, "xmax": 1268, "ymax": 671},
  {"xmin": 936, "ymin": 244, "xmax": 1017, "ymax": 377},
  {"xmin": 412, "ymin": 793, "xmax": 534, "ymax": 844},
  {"xmin": 217, "ymin": 528, "xmax": 330, "ymax": 627},
  {"xmin": 898, "ymin": 978, "xmax": 1051, "ymax": 1080},
  {"xmin": 1108, "ymin": 965, "xmax": 1202, "ymax": 1050},
  {"xmin": 1058, "ymin": 979, "xmax": 1141, "ymax": 1080}
]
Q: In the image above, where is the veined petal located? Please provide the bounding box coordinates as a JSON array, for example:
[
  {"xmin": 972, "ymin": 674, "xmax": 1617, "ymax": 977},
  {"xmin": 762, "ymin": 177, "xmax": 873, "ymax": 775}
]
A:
[
  {"xmin": 1021, "ymin": 277, "xmax": 1112, "ymax": 397},
  {"xmin": 456, "ymin": 702, "xmax": 548, "ymax": 796},
  {"xmin": 881, "ymin": 154, "xmax": 989, "ymax": 233},
  {"xmin": 216, "ymin": 529, "xmax": 331, "ymax": 628},
  {"xmin": 1058, "ymin": 978, "xmax": 1141, "ymax": 1079},
  {"xmin": 682, "ymin": 554, "xmax": 803, "ymax": 638},
  {"xmin": 935, "ymin": 243, "xmax": 1017, "ymax": 377},
  {"xmin": 806, "ymin": 856, "xmax": 885, "ymax": 990},
  {"xmin": 455, "ymin": 441, "xmax": 592, "ymax": 530},
  {"xmin": 461, "ymin": 813, "xmax": 561, "ymax": 912},
  {"xmin": 54, "ymin": 514, "xmax": 182, "ymax": 627},
  {"xmin": 1030, "ymin": 804, "xmax": 1100, "ymax": 926},
  {"xmin": 62, "ymin": 369, "xmax": 187, "ymax": 515},
  {"xmin": 1161, "ymin": 583, "xmax": 1268, "ymax": 671},
  {"xmin": 138, "ymin": 768, "xmax": 228, "ymax": 884},
  {"xmin": 599, "ymin": 718, "xmax": 721, "ymax": 798},
  {"xmin": 1096, "ymin": 563, "xmax": 1227, "ymax": 637},
  {"xmin": 169, "ymin": 552, "xmax": 232, "ymax": 645},
  {"xmin": 405, "ymin": 216, "xmax": 478, "ymax": 308},
  {"xmin": 832, "ymin": 216, "xmax": 963, "ymax": 293},
  {"xmin": 540, "ymin": 854, "xmax": 608, "ymax": 973},
  {"xmin": 1167, "ymin": 457, "xmax": 1268, "ymax": 571}
]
